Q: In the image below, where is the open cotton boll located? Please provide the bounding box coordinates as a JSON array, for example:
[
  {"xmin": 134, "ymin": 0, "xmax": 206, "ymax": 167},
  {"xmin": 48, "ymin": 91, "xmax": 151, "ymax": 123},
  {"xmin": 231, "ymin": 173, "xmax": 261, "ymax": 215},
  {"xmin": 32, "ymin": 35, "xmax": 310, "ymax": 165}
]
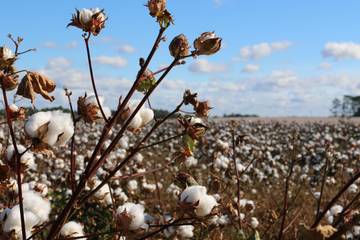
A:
[
  {"xmin": 195, "ymin": 194, "xmax": 218, "ymax": 217},
  {"xmin": 177, "ymin": 225, "xmax": 194, "ymax": 239},
  {"xmin": 6, "ymin": 144, "xmax": 35, "ymax": 168},
  {"xmin": 139, "ymin": 108, "xmax": 154, "ymax": 126},
  {"xmin": 117, "ymin": 202, "xmax": 147, "ymax": 231},
  {"xmin": 43, "ymin": 111, "xmax": 74, "ymax": 146},
  {"xmin": 25, "ymin": 111, "xmax": 53, "ymax": 138},
  {"xmin": 22, "ymin": 190, "xmax": 51, "ymax": 223},
  {"xmin": 180, "ymin": 185, "xmax": 207, "ymax": 204},
  {"xmin": 60, "ymin": 221, "xmax": 84, "ymax": 238},
  {"xmin": 180, "ymin": 185, "xmax": 218, "ymax": 217},
  {"xmin": 128, "ymin": 114, "xmax": 143, "ymax": 130},
  {"xmin": 251, "ymin": 217, "xmax": 259, "ymax": 229},
  {"xmin": 3, "ymin": 205, "xmax": 40, "ymax": 237},
  {"xmin": 25, "ymin": 111, "xmax": 74, "ymax": 146}
]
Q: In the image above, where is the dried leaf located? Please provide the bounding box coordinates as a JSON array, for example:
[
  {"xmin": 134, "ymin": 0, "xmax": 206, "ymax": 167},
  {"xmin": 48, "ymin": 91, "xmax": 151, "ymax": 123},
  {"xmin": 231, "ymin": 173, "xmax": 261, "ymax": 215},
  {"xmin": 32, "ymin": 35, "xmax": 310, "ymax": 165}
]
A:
[
  {"xmin": 298, "ymin": 223, "xmax": 337, "ymax": 240},
  {"xmin": 16, "ymin": 72, "xmax": 56, "ymax": 104}
]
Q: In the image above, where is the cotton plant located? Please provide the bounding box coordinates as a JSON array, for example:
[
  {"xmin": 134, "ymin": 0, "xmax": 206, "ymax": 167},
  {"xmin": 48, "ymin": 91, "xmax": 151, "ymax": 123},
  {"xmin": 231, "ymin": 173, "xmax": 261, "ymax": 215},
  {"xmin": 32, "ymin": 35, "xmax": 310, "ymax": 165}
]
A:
[{"xmin": 0, "ymin": 0, "xmax": 224, "ymax": 238}]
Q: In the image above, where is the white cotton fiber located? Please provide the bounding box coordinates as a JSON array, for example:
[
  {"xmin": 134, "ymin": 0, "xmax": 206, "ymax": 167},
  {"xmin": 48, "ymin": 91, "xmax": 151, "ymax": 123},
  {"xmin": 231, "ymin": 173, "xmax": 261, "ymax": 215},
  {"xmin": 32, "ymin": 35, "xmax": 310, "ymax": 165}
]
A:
[
  {"xmin": 60, "ymin": 221, "xmax": 84, "ymax": 238},
  {"xmin": 117, "ymin": 202, "xmax": 147, "ymax": 230}
]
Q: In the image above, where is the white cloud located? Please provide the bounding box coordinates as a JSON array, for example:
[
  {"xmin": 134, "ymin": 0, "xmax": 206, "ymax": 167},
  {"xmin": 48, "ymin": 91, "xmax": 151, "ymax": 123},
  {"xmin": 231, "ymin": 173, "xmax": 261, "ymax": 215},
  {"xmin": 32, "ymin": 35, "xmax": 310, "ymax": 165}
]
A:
[
  {"xmin": 94, "ymin": 56, "xmax": 127, "ymax": 67},
  {"xmin": 66, "ymin": 41, "xmax": 78, "ymax": 49},
  {"xmin": 242, "ymin": 64, "xmax": 260, "ymax": 73},
  {"xmin": 188, "ymin": 59, "xmax": 227, "ymax": 73},
  {"xmin": 318, "ymin": 62, "xmax": 332, "ymax": 70},
  {"xmin": 213, "ymin": 0, "xmax": 223, "ymax": 6},
  {"xmin": 42, "ymin": 41, "xmax": 57, "ymax": 49},
  {"xmin": 240, "ymin": 41, "xmax": 292, "ymax": 60},
  {"xmin": 119, "ymin": 44, "xmax": 135, "ymax": 54},
  {"xmin": 322, "ymin": 42, "xmax": 360, "ymax": 60}
]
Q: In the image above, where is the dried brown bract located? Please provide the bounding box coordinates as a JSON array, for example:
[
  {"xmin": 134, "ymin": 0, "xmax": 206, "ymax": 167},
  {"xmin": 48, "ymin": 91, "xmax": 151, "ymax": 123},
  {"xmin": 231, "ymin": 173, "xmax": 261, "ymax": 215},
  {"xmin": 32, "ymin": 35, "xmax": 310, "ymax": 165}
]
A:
[
  {"xmin": 78, "ymin": 94, "xmax": 102, "ymax": 123},
  {"xmin": 16, "ymin": 71, "xmax": 56, "ymax": 105},
  {"xmin": 193, "ymin": 31, "xmax": 222, "ymax": 56},
  {"xmin": 169, "ymin": 34, "xmax": 190, "ymax": 58},
  {"xmin": 0, "ymin": 71, "xmax": 18, "ymax": 91}
]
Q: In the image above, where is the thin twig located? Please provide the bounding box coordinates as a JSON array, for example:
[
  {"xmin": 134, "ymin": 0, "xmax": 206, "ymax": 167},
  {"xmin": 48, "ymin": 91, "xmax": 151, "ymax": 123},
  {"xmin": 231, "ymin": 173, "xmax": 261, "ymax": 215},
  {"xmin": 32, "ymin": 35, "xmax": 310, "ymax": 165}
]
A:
[
  {"xmin": 231, "ymin": 129, "xmax": 242, "ymax": 229},
  {"xmin": 1, "ymin": 78, "xmax": 27, "ymax": 240},
  {"xmin": 84, "ymin": 33, "xmax": 108, "ymax": 123}
]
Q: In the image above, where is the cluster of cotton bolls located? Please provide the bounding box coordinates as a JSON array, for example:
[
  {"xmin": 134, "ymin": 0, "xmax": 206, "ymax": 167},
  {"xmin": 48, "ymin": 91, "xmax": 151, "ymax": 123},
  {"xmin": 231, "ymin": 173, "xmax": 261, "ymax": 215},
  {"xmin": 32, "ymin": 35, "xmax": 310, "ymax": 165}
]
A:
[
  {"xmin": 1, "ymin": 187, "xmax": 51, "ymax": 239},
  {"xmin": 3, "ymin": 113, "xmax": 360, "ymax": 239}
]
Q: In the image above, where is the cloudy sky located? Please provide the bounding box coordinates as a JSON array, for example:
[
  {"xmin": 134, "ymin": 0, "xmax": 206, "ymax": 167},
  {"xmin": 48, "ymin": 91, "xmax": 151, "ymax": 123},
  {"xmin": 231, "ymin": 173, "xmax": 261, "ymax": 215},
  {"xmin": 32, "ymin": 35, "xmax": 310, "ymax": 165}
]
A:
[{"xmin": 2, "ymin": 0, "xmax": 360, "ymax": 116}]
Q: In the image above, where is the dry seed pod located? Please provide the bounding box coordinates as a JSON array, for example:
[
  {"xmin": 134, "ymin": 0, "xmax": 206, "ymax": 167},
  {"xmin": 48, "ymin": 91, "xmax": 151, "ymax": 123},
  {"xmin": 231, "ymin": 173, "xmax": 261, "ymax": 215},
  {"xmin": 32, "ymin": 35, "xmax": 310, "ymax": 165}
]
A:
[
  {"xmin": 193, "ymin": 32, "xmax": 222, "ymax": 56},
  {"xmin": 16, "ymin": 72, "xmax": 56, "ymax": 104},
  {"xmin": 0, "ymin": 71, "xmax": 18, "ymax": 91},
  {"xmin": 147, "ymin": 0, "xmax": 166, "ymax": 17},
  {"xmin": 169, "ymin": 34, "xmax": 190, "ymax": 58}
]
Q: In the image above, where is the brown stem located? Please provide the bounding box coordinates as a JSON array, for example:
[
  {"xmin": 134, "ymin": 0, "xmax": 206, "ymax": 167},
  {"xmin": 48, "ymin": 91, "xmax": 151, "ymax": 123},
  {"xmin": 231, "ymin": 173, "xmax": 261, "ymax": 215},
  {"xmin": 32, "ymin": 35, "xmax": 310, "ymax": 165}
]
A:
[
  {"xmin": 231, "ymin": 129, "xmax": 242, "ymax": 229},
  {"xmin": 1, "ymin": 80, "xmax": 26, "ymax": 239},
  {"xmin": 311, "ymin": 171, "xmax": 360, "ymax": 228},
  {"xmin": 65, "ymin": 89, "xmax": 77, "ymax": 192},
  {"xmin": 278, "ymin": 133, "xmax": 297, "ymax": 240},
  {"xmin": 46, "ymin": 28, "xmax": 170, "ymax": 239},
  {"xmin": 84, "ymin": 33, "xmax": 108, "ymax": 123},
  {"xmin": 82, "ymin": 98, "xmax": 184, "ymax": 203},
  {"xmin": 138, "ymin": 132, "xmax": 184, "ymax": 150},
  {"xmin": 316, "ymin": 150, "xmax": 330, "ymax": 219},
  {"xmin": 333, "ymin": 190, "xmax": 360, "ymax": 227}
]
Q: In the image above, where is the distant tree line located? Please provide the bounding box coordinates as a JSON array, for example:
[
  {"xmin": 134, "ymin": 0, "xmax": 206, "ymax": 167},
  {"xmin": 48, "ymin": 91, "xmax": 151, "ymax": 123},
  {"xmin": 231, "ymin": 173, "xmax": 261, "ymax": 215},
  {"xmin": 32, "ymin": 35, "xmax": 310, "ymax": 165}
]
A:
[
  {"xmin": 330, "ymin": 95, "xmax": 360, "ymax": 117},
  {"xmin": 223, "ymin": 113, "xmax": 258, "ymax": 118}
]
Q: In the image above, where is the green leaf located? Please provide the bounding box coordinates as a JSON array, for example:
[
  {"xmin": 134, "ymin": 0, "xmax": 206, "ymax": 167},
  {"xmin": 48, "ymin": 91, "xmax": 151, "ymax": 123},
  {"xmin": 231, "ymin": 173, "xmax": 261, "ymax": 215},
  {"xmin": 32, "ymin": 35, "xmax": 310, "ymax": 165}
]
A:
[{"xmin": 249, "ymin": 230, "xmax": 261, "ymax": 240}]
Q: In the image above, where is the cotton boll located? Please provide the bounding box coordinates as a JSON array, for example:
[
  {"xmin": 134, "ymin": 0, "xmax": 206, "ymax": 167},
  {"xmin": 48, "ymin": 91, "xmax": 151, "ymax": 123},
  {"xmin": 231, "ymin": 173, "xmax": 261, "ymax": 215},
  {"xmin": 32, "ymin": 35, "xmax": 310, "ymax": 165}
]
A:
[
  {"xmin": 139, "ymin": 108, "xmax": 154, "ymax": 126},
  {"xmin": 45, "ymin": 111, "xmax": 74, "ymax": 146},
  {"xmin": 184, "ymin": 156, "xmax": 198, "ymax": 167},
  {"xmin": 24, "ymin": 111, "xmax": 52, "ymax": 138},
  {"xmin": 180, "ymin": 185, "xmax": 218, "ymax": 217},
  {"xmin": 22, "ymin": 190, "xmax": 51, "ymax": 223},
  {"xmin": 330, "ymin": 205, "xmax": 343, "ymax": 216},
  {"xmin": 180, "ymin": 185, "xmax": 207, "ymax": 204},
  {"xmin": 128, "ymin": 180, "xmax": 138, "ymax": 192},
  {"xmin": 251, "ymin": 217, "xmax": 259, "ymax": 229},
  {"xmin": 117, "ymin": 203, "xmax": 147, "ymax": 230},
  {"xmin": 25, "ymin": 111, "xmax": 74, "ymax": 147},
  {"xmin": 128, "ymin": 114, "xmax": 142, "ymax": 130},
  {"xmin": 177, "ymin": 225, "xmax": 194, "ymax": 239},
  {"xmin": 60, "ymin": 221, "xmax": 84, "ymax": 238},
  {"xmin": 3, "ymin": 205, "xmax": 40, "ymax": 237},
  {"xmin": 195, "ymin": 194, "xmax": 217, "ymax": 217},
  {"xmin": 6, "ymin": 144, "xmax": 35, "ymax": 168}
]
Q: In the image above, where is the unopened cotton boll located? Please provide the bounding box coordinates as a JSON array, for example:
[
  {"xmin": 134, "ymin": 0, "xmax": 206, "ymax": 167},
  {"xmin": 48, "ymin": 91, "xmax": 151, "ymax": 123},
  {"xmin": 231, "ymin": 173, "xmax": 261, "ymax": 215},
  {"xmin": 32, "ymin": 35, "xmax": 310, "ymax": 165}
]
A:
[
  {"xmin": 116, "ymin": 202, "xmax": 148, "ymax": 231},
  {"xmin": 60, "ymin": 221, "xmax": 84, "ymax": 238}
]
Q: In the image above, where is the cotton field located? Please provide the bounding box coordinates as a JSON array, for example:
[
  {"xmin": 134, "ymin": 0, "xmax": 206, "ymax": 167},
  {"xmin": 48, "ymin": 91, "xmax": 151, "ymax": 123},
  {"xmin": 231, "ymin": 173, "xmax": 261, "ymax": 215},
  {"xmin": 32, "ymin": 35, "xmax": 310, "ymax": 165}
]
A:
[{"xmin": 1, "ymin": 117, "xmax": 360, "ymax": 239}]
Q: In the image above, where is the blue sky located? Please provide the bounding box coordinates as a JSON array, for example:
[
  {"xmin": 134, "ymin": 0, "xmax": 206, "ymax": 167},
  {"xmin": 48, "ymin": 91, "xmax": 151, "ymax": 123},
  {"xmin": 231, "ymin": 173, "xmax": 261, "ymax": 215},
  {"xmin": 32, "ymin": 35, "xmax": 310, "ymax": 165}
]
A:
[{"xmin": 2, "ymin": 0, "xmax": 360, "ymax": 116}]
